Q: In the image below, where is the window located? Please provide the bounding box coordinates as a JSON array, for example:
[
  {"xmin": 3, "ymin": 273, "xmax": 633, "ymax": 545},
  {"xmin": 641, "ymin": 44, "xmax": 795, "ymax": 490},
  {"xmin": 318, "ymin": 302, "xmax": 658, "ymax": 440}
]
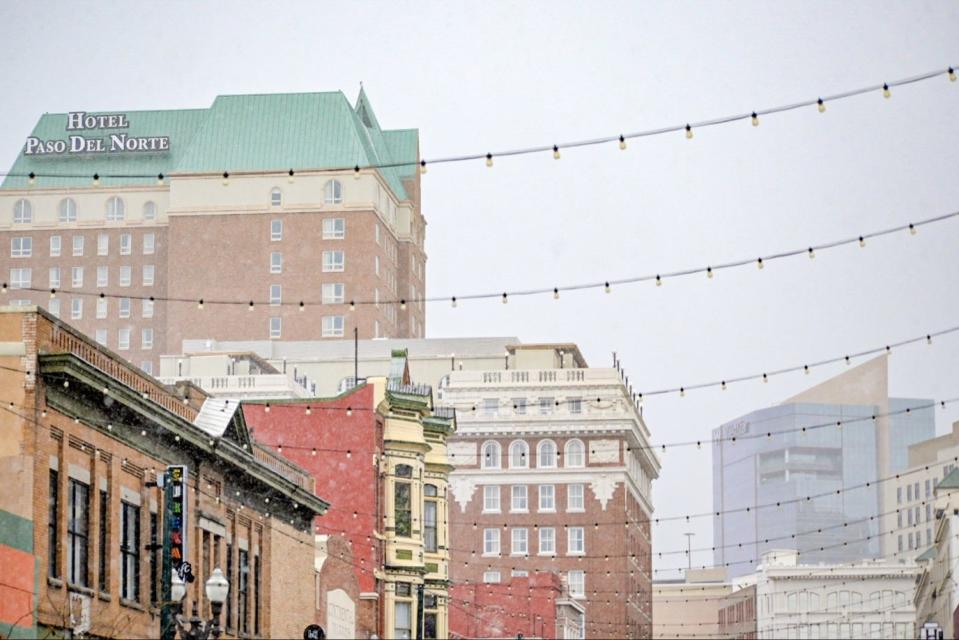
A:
[
  {"xmin": 270, "ymin": 251, "xmax": 282, "ymax": 274},
  {"xmin": 568, "ymin": 527, "xmax": 585, "ymax": 554},
  {"xmin": 569, "ymin": 397, "xmax": 582, "ymax": 414},
  {"xmin": 538, "ymin": 440, "xmax": 557, "ymax": 468},
  {"xmin": 71, "ymin": 267, "xmax": 83, "ymax": 288},
  {"xmin": 120, "ymin": 502, "xmax": 140, "ymax": 601},
  {"xmin": 141, "ymin": 233, "xmax": 156, "ymax": 256},
  {"xmin": 95, "ymin": 329, "xmax": 107, "ymax": 346},
  {"xmin": 149, "ymin": 513, "xmax": 159, "ymax": 605},
  {"xmin": 539, "ymin": 527, "xmax": 556, "ymax": 555},
  {"xmin": 484, "ymin": 486, "xmax": 500, "ymax": 512},
  {"xmin": 254, "ymin": 555, "xmax": 261, "ymax": 636},
  {"xmin": 143, "ymin": 201, "xmax": 157, "ymax": 221},
  {"xmin": 565, "ymin": 439, "xmax": 586, "ymax": 467},
  {"xmin": 394, "ymin": 475, "xmax": 412, "ymax": 538},
  {"xmin": 322, "ymin": 315, "xmax": 344, "ymax": 337},
  {"xmin": 118, "ymin": 328, "xmax": 130, "ymax": 350},
  {"xmin": 907, "ymin": 485, "xmax": 912, "ymax": 501},
  {"xmin": 10, "ymin": 268, "xmax": 31, "ymax": 289},
  {"xmin": 11, "ymin": 236, "xmax": 32, "ymax": 257},
  {"xmin": 143, "ymin": 265, "xmax": 154, "ymax": 286},
  {"xmin": 322, "ymin": 283, "xmax": 345, "ymax": 304},
  {"xmin": 482, "ymin": 398, "xmax": 498, "ymax": 416},
  {"xmin": 511, "ymin": 485, "xmax": 528, "ymax": 512},
  {"xmin": 49, "ymin": 470, "xmax": 59, "ymax": 578},
  {"xmin": 119, "ymin": 266, "xmax": 131, "ymax": 286},
  {"xmin": 73, "ymin": 235, "xmax": 84, "ymax": 256},
  {"xmin": 238, "ymin": 549, "xmax": 249, "ymax": 633},
  {"xmin": 141, "ymin": 361, "xmax": 153, "ymax": 375},
  {"xmin": 394, "ymin": 601, "xmax": 412, "ymax": 640},
  {"xmin": 270, "ymin": 188, "xmax": 282, "ymax": 207},
  {"xmin": 269, "ymin": 317, "xmax": 281, "ymax": 339},
  {"xmin": 509, "ymin": 440, "xmax": 529, "ymax": 468},
  {"xmin": 13, "ymin": 199, "xmax": 31, "ymax": 223},
  {"xmin": 49, "ymin": 298, "xmax": 60, "ymax": 317},
  {"xmin": 269, "ymin": 284, "xmax": 282, "ymax": 305},
  {"xmin": 50, "ymin": 235, "xmax": 61, "ymax": 257},
  {"xmin": 119, "ymin": 297, "xmax": 131, "ymax": 318},
  {"xmin": 49, "ymin": 267, "xmax": 61, "ymax": 289},
  {"xmin": 424, "ymin": 484, "xmax": 438, "ymax": 553},
  {"xmin": 926, "ymin": 479, "xmax": 932, "ymax": 498},
  {"xmin": 106, "ymin": 196, "xmax": 125, "ymax": 221},
  {"xmin": 270, "ymin": 219, "xmax": 282, "ymax": 241},
  {"xmin": 71, "ymin": 298, "xmax": 83, "ymax": 320},
  {"xmin": 483, "ymin": 571, "xmax": 501, "ymax": 584},
  {"xmin": 323, "ymin": 218, "xmax": 345, "ymax": 239},
  {"xmin": 96, "ymin": 266, "xmax": 108, "ymax": 288},
  {"xmin": 375, "ymin": 255, "xmax": 380, "ymax": 276},
  {"xmin": 513, "ymin": 398, "xmax": 527, "ymax": 414},
  {"xmin": 511, "ymin": 528, "xmax": 528, "ymax": 555},
  {"xmin": 483, "ymin": 528, "xmax": 500, "ymax": 555},
  {"xmin": 142, "ymin": 328, "xmax": 154, "ymax": 350},
  {"xmin": 375, "ymin": 224, "xmax": 381, "ymax": 245},
  {"xmin": 423, "ymin": 593, "xmax": 438, "ymax": 640},
  {"xmin": 322, "ymin": 250, "xmax": 344, "ymax": 272},
  {"xmin": 568, "ymin": 484, "xmax": 585, "ymax": 511},
  {"xmin": 568, "ymin": 570, "xmax": 585, "ymax": 597},
  {"xmin": 59, "ymin": 198, "xmax": 77, "ymax": 223},
  {"xmin": 482, "ymin": 441, "xmax": 501, "ymax": 469},
  {"xmin": 324, "ymin": 179, "xmax": 342, "ymax": 204},
  {"xmin": 539, "ymin": 485, "xmax": 555, "ymax": 511},
  {"xmin": 119, "ymin": 233, "xmax": 131, "ymax": 255},
  {"xmin": 98, "ymin": 490, "xmax": 108, "ymax": 592},
  {"xmin": 927, "ymin": 503, "xmax": 933, "ymax": 522},
  {"xmin": 142, "ymin": 299, "xmax": 154, "ymax": 318},
  {"xmin": 539, "ymin": 397, "xmax": 553, "ymax": 415}
]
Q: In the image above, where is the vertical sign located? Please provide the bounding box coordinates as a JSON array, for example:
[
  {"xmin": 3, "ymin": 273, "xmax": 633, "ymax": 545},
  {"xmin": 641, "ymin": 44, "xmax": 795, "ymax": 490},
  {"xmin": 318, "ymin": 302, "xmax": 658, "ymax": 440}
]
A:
[{"xmin": 167, "ymin": 465, "xmax": 189, "ymax": 576}]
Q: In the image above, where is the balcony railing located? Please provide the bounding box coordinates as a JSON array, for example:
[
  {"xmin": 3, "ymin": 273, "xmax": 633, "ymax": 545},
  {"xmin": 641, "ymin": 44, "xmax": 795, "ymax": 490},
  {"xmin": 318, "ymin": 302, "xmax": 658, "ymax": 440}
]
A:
[
  {"xmin": 157, "ymin": 374, "xmax": 311, "ymax": 399},
  {"xmin": 253, "ymin": 444, "xmax": 313, "ymax": 491}
]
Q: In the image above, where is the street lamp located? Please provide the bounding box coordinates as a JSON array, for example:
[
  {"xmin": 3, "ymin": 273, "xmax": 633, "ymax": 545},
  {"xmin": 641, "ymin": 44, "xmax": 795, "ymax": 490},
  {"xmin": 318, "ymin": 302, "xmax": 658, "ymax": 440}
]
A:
[{"xmin": 171, "ymin": 568, "xmax": 229, "ymax": 640}]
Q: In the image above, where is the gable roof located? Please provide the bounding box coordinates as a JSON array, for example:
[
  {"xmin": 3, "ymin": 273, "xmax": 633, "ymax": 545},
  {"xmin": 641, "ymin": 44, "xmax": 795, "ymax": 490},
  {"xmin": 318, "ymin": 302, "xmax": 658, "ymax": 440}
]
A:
[
  {"xmin": 938, "ymin": 467, "xmax": 959, "ymax": 491},
  {"xmin": 194, "ymin": 397, "xmax": 252, "ymax": 448}
]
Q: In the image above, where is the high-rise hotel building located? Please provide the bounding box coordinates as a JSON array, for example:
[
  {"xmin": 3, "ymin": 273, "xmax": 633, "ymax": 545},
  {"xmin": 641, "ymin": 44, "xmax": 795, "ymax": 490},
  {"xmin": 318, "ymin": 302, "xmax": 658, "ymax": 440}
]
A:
[{"xmin": 0, "ymin": 89, "xmax": 426, "ymax": 374}]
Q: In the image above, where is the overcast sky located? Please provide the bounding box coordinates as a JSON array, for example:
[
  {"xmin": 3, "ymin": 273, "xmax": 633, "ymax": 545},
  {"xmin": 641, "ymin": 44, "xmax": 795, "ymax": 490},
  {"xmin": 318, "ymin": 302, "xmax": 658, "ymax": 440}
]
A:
[{"xmin": 2, "ymin": 1, "xmax": 958, "ymax": 574}]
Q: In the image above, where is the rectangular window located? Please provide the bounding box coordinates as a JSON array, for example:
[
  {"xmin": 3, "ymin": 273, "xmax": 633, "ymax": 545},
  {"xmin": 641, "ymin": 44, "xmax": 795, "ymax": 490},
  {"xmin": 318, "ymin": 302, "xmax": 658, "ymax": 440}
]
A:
[
  {"xmin": 483, "ymin": 571, "xmax": 501, "ymax": 584},
  {"xmin": 322, "ymin": 315, "xmax": 344, "ymax": 337},
  {"xmin": 270, "ymin": 219, "xmax": 282, "ymax": 241},
  {"xmin": 539, "ymin": 485, "xmax": 555, "ymax": 511},
  {"xmin": 321, "ymin": 283, "xmax": 345, "ymax": 304},
  {"xmin": 568, "ymin": 570, "xmax": 585, "ymax": 597},
  {"xmin": 73, "ymin": 235, "xmax": 84, "ymax": 257},
  {"xmin": 394, "ymin": 601, "xmax": 412, "ymax": 640},
  {"xmin": 95, "ymin": 329, "xmax": 107, "ymax": 346},
  {"xmin": 50, "ymin": 235, "xmax": 61, "ymax": 257},
  {"xmin": 483, "ymin": 486, "xmax": 500, "ymax": 512},
  {"xmin": 142, "ymin": 328, "xmax": 154, "ymax": 350},
  {"xmin": 269, "ymin": 284, "xmax": 281, "ymax": 305},
  {"xmin": 394, "ymin": 481, "xmax": 412, "ymax": 537},
  {"xmin": 97, "ymin": 265, "xmax": 108, "ymax": 287},
  {"xmin": 9, "ymin": 268, "xmax": 31, "ymax": 289},
  {"xmin": 511, "ymin": 485, "xmax": 528, "ymax": 512},
  {"xmin": 511, "ymin": 528, "xmax": 528, "ymax": 555},
  {"xmin": 149, "ymin": 513, "xmax": 159, "ymax": 604},
  {"xmin": 513, "ymin": 398, "xmax": 527, "ymax": 414},
  {"xmin": 119, "ymin": 233, "xmax": 131, "ymax": 255},
  {"xmin": 71, "ymin": 298, "xmax": 83, "ymax": 320},
  {"xmin": 49, "ymin": 298, "xmax": 60, "ymax": 318},
  {"xmin": 270, "ymin": 251, "xmax": 282, "ymax": 274},
  {"xmin": 142, "ymin": 299, "xmax": 154, "ymax": 319},
  {"xmin": 119, "ymin": 297, "xmax": 131, "ymax": 318},
  {"xmin": 483, "ymin": 528, "xmax": 500, "ymax": 555},
  {"xmin": 97, "ymin": 233, "xmax": 109, "ymax": 256},
  {"xmin": 569, "ymin": 397, "xmax": 582, "ymax": 414},
  {"xmin": 118, "ymin": 328, "xmax": 130, "ymax": 351},
  {"xmin": 375, "ymin": 224, "xmax": 381, "ymax": 245},
  {"xmin": 539, "ymin": 397, "xmax": 553, "ymax": 415},
  {"xmin": 568, "ymin": 484, "xmax": 585, "ymax": 511},
  {"xmin": 269, "ymin": 317, "xmax": 281, "ymax": 339},
  {"xmin": 50, "ymin": 267, "xmax": 61, "ymax": 289},
  {"xmin": 98, "ymin": 490, "xmax": 108, "ymax": 592},
  {"xmin": 897, "ymin": 487, "xmax": 902, "ymax": 504},
  {"xmin": 927, "ymin": 503, "xmax": 933, "ymax": 522},
  {"xmin": 424, "ymin": 500, "xmax": 438, "ymax": 553},
  {"xmin": 119, "ymin": 266, "xmax": 131, "ymax": 287},
  {"xmin": 482, "ymin": 398, "xmax": 498, "ymax": 416},
  {"xmin": 375, "ymin": 255, "xmax": 380, "ymax": 276},
  {"xmin": 226, "ymin": 544, "xmax": 233, "ymax": 631},
  {"xmin": 926, "ymin": 479, "xmax": 932, "ymax": 498},
  {"xmin": 71, "ymin": 266, "xmax": 83, "ymax": 288},
  {"xmin": 143, "ymin": 265, "xmax": 154, "ymax": 286},
  {"xmin": 141, "ymin": 361, "xmax": 153, "ymax": 375},
  {"xmin": 238, "ymin": 549, "xmax": 249, "ymax": 633},
  {"xmin": 143, "ymin": 233, "xmax": 155, "ymax": 255},
  {"xmin": 322, "ymin": 218, "xmax": 345, "ymax": 239},
  {"xmin": 907, "ymin": 485, "xmax": 912, "ymax": 502},
  {"xmin": 254, "ymin": 555, "xmax": 261, "ymax": 636},
  {"xmin": 568, "ymin": 526, "xmax": 585, "ymax": 555},
  {"xmin": 121, "ymin": 502, "xmax": 140, "ymax": 601},
  {"xmin": 539, "ymin": 527, "xmax": 555, "ymax": 555},
  {"xmin": 322, "ymin": 250, "xmax": 344, "ymax": 272},
  {"xmin": 95, "ymin": 298, "xmax": 107, "ymax": 319},
  {"xmin": 11, "ymin": 236, "xmax": 32, "ymax": 257},
  {"xmin": 49, "ymin": 470, "xmax": 59, "ymax": 578}
]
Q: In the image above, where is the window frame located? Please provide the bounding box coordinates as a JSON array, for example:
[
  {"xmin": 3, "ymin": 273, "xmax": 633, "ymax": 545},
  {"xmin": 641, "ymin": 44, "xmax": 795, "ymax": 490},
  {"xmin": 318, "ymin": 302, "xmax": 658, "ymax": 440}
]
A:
[
  {"xmin": 483, "ymin": 528, "xmax": 500, "ymax": 556},
  {"xmin": 509, "ymin": 440, "xmax": 529, "ymax": 469},
  {"xmin": 539, "ymin": 484, "xmax": 556, "ymax": 512},
  {"xmin": 568, "ymin": 483, "xmax": 585, "ymax": 512},
  {"xmin": 537, "ymin": 440, "xmax": 558, "ymax": 468},
  {"xmin": 565, "ymin": 439, "xmax": 586, "ymax": 468},
  {"xmin": 120, "ymin": 501, "xmax": 140, "ymax": 601},
  {"xmin": 324, "ymin": 179, "xmax": 342, "ymax": 204},
  {"xmin": 50, "ymin": 235, "xmax": 61, "ymax": 257},
  {"xmin": 106, "ymin": 196, "xmax": 125, "ymax": 222},
  {"xmin": 321, "ymin": 315, "xmax": 344, "ymax": 337},
  {"xmin": 481, "ymin": 441, "xmax": 501, "ymax": 469},
  {"xmin": 59, "ymin": 198, "xmax": 77, "ymax": 223},
  {"xmin": 269, "ymin": 317, "xmax": 282, "ymax": 339},
  {"xmin": 511, "ymin": 485, "xmax": 528, "ymax": 512},
  {"xmin": 322, "ymin": 250, "xmax": 345, "ymax": 272},
  {"xmin": 270, "ymin": 251, "xmax": 282, "ymax": 274},
  {"xmin": 322, "ymin": 217, "xmax": 345, "ymax": 239},
  {"xmin": 483, "ymin": 485, "xmax": 500, "ymax": 513},
  {"xmin": 11, "ymin": 236, "xmax": 32, "ymax": 258},
  {"xmin": 13, "ymin": 199, "xmax": 32, "ymax": 223},
  {"xmin": 270, "ymin": 219, "xmax": 282, "ymax": 241},
  {"xmin": 567, "ymin": 526, "xmax": 585, "ymax": 555},
  {"xmin": 511, "ymin": 528, "xmax": 528, "ymax": 556},
  {"xmin": 538, "ymin": 527, "xmax": 556, "ymax": 555}
]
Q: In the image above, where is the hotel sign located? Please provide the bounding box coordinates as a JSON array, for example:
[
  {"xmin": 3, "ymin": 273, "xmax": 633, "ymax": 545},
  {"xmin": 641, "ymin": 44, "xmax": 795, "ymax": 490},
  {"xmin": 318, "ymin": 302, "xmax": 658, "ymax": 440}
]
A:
[
  {"xmin": 166, "ymin": 465, "xmax": 189, "ymax": 575},
  {"xmin": 24, "ymin": 111, "xmax": 169, "ymax": 155}
]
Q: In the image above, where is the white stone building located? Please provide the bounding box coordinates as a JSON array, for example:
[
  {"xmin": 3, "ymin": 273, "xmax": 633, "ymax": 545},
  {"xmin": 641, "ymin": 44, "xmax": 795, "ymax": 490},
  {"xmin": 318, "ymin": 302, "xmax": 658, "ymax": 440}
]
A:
[{"xmin": 914, "ymin": 467, "xmax": 959, "ymax": 639}]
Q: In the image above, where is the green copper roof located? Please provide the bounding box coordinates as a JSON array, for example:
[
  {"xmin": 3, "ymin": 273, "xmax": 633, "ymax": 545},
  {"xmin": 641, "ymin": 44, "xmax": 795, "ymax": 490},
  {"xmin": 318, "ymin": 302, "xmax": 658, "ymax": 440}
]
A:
[
  {"xmin": 938, "ymin": 468, "xmax": 959, "ymax": 491},
  {"xmin": 916, "ymin": 546, "xmax": 937, "ymax": 562},
  {"xmin": 2, "ymin": 90, "xmax": 418, "ymax": 199}
]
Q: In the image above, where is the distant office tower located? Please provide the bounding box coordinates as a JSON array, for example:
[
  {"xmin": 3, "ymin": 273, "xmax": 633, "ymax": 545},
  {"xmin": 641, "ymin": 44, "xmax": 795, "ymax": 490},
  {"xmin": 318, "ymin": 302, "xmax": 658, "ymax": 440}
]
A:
[
  {"xmin": 712, "ymin": 356, "xmax": 934, "ymax": 577},
  {"xmin": 0, "ymin": 89, "xmax": 425, "ymax": 374}
]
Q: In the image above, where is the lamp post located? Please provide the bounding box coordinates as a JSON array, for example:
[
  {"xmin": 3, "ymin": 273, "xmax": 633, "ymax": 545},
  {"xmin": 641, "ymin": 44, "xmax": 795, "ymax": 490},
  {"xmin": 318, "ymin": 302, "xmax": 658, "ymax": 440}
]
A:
[{"xmin": 171, "ymin": 568, "xmax": 229, "ymax": 640}]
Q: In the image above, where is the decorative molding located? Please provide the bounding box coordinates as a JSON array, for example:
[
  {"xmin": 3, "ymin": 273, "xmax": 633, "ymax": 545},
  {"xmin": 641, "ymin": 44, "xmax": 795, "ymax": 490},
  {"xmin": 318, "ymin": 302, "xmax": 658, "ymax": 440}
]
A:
[
  {"xmin": 448, "ymin": 476, "xmax": 478, "ymax": 513},
  {"xmin": 590, "ymin": 474, "xmax": 618, "ymax": 511}
]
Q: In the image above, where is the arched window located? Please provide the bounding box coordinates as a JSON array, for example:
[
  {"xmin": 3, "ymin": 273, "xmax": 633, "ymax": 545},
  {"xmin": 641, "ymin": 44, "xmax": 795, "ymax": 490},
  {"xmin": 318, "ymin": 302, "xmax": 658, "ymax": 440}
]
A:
[
  {"xmin": 143, "ymin": 201, "xmax": 157, "ymax": 220},
  {"xmin": 395, "ymin": 464, "xmax": 413, "ymax": 478},
  {"xmin": 58, "ymin": 198, "xmax": 77, "ymax": 223},
  {"xmin": 324, "ymin": 179, "xmax": 342, "ymax": 204},
  {"xmin": 270, "ymin": 188, "xmax": 282, "ymax": 207},
  {"xmin": 424, "ymin": 484, "xmax": 438, "ymax": 497},
  {"xmin": 481, "ymin": 441, "xmax": 501, "ymax": 469},
  {"xmin": 106, "ymin": 196, "xmax": 125, "ymax": 221},
  {"xmin": 537, "ymin": 440, "xmax": 557, "ymax": 468},
  {"xmin": 13, "ymin": 199, "xmax": 31, "ymax": 223},
  {"xmin": 509, "ymin": 441, "xmax": 529, "ymax": 469},
  {"xmin": 564, "ymin": 439, "xmax": 585, "ymax": 468}
]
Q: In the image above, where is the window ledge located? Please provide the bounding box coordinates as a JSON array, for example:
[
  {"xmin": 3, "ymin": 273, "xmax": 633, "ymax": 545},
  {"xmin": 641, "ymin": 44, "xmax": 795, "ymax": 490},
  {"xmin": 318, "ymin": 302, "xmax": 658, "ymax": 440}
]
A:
[
  {"xmin": 120, "ymin": 598, "xmax": 145, "ymax": 612},
  {"xmin": 538, "ymin": 509, "xmax": 556, "ymax": 514},
  {"xmin": 47, "ymin": 577, "xmax": 64, "ymax": 589},
  {"xmin": 481, "ymin": 510, "xmax": 501, "ymax": 515},
  {"xmin": 567, "ymin": 508, "xmax": 585, "ymax": 514},
  {"xmin": 481, "ymin": 553, "xmax": 501, "ymax": 558},
  {"xmin": 510, "ymin": 509, "xmax": 529, "ymax": 514},
  {"xmin": 98, "ymin": 592, "xmax": 112, "ymax": 602},
  {"xmin": 68, "ymin": 583, "xmax": 96, "ymax": 597},
  {"xmin": 537, "ymin": 552, "xmax": 557, "ymax": 557},
  {"xmin": 568, "ymin": 551, "xmax": 586, "ymax": 557}
]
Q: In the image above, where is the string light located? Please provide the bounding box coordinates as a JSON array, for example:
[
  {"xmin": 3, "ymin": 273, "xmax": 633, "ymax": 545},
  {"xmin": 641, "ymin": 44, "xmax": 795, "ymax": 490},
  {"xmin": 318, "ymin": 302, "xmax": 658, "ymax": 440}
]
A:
[
  {"xmin": 353, "ymin": 165, "xmax": 361, "ymax": 179},
  {"xmin": 685, "ymin": 124, "xmax": 693, "ymax": 139},
  {"xmin": 950, "ymin": 67, "xmax": 957, "ymax": 82},
  {"xmin": 485, "ymin": 153, "xmax": 493, "ymax": 167},
  {"xmin": 817, "ymin": 97, "xmax": 826, "ymax": 113},
  {"xmin": 419, "ymin": 160, "xmax": 427, "ymax": 174},
  {"xmin": 882, "ymin": 83, "xmax": 891, "ymax": 98},
  {"xmin": 552, "ymin": 145, "xmax": 560, "ymax": 160},
  {"xmin": 909, "ymin": 222, "xmax": 917, "ymax": 235},
  {"xmin": 553, "ymin": 288, "xmax": 560, "ymax": 300},
  {"xmin": 157, "ymin": 173, "xmax": 164, "ymax": 185},
  {"xmin": 618, "ymin": 135, "xmax": 626, "ymax": 150},
  {"xmin": 751, "ymin": 112, "xmax": 759, "ymax": 127},
  {"xmin": 287, "ymin": 169, "xmax": 295, "ymax": 183},
  {"xmin": 92, "ymin": 173, "xmax": 100, "ymax": 187},
  {"xmin": 604, "ymin": 282, "xmax": 611, "ymax": 293},
  {"xmin": 222, "ymin": 171, "xmax": 229, "ymax": 186},
  {"xmin": 28, "ymin": 172, "xmax": 35, "ymax": 186}
]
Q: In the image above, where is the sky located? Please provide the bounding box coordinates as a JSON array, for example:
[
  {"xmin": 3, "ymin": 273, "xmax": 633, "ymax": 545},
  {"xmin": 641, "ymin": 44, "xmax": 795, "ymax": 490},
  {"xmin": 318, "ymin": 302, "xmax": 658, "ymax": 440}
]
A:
[{"xmin": 2, "ymin": 0, "xmax": 958, "ymax": 574}]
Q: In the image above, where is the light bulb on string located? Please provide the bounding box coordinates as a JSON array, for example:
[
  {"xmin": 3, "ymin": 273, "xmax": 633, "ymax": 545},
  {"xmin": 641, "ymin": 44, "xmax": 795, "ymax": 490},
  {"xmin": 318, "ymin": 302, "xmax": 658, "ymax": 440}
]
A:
[
  {"xmin": 157, "ymin": 173, "xmax": 164, "ymax": 185},
  {"xmin": 28, "ymin": 172, "xmax": 35, "ymax": 186},
  {"xmin": 909, "ymin": 223, "xmax": 917, "ymax": 235},
  {"xmin": 299, "ymin": 301, "xmax": 305, "ymax": 312},
  {"xmin": 92, "ymin": 173, "xmax": 100, "ymax": 187},
  {"xmin": 808, "ymin": 247, "xmax": 815, "ymax": 259},
  {"xmin": 400, "ymin": 299, "xmax": 406, "ymax": 310},
  {"xmin": 486, "ymin": 153, "xmax": 493, "ymax": 167},
  {"xmin": 859, "ymin": 236, "xmax": 866, "ymax": 248},
  {"xmin": 817, "ymin": 98, "xmax": 826, "ymax": 113},
  {"xmin": 50, "ymin": 289, "xmax": 56, "ymax": 299},
  {"xmin": 197, "ymin": 299, "xmax": 204, "ymax": 310},
  {"xmin": 552, "ymin": 145, "xmax": 561, "ymax": 160},
  {"xmin": 419, "ymin": 160, "xmax": 427, "ymax": 174},
  {"xmin": 501, "ymin": 293, "xmax": 508, "ymax": 304},
  {"xmin": 346, "ymin": 407, "xmax": 353, "ymax": 417},
  {"xmin": 618, "ymin": 135, "xmax": 626, "ymax": 150},
  {"xmin": 655, "ymin": 275, "xmax": 662, "ymax": 287},
  {"xmin": 685, "ymin": 124, "xmax": 693, "ymax": 139},
  {"xmin": 350, "ymin": 300, "xmax": 356, "ymax": 311},
  {"xmin": 354, "ymin": 165, "xmax": 361, "ymax": 179},
  {"xmin": 248, "ymin": 301, "xmax": 255, "ymax": 311},
  {"xmin": 604, "ymin": 282, "xmax": 611, "ymax": 294},
  {"xmin": 882, "ymin": 83, "xmax": 891, "ymax": 98},
  {"xmin": 553, "ymin": 288, "xmax": 560, "ymax": 300},
  {"xmin": 222, "ymin": 171, "xmax": 230, "ymax": 186},
  {"xmin": 288, "ymin": 169, "xmax": 295, "ymax": 184},
  {"xmin": 751, "ymin": 112, "xmax": 759, "ymax": 127},
  {"xmin": 950, "ymin": 67, "xmax": 957, "ymax": 82},
  {"xmin": 706, "ymin": 267, "xmax": 713, "ymax": 279},
  {"xmin": 757, "ymin": 258, "xmax": 764, "ymax": 269},
  {"xmin": 451, "ymin": 296, "xmax": 457, "ymax": 308}
]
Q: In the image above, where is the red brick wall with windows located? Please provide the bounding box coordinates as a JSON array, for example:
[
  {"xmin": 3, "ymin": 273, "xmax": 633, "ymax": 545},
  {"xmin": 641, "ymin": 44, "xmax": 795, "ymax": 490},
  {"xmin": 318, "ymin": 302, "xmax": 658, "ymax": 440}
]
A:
[{"xmin": 449, "ymin": 573, "xmax": 562, "ymax": 639}]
